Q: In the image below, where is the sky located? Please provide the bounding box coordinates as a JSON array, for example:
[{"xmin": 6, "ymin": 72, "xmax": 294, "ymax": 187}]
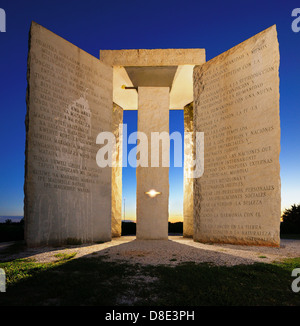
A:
[{"xmin": 0, "ymin": 0, "xmax": 299, "ymax": 220}]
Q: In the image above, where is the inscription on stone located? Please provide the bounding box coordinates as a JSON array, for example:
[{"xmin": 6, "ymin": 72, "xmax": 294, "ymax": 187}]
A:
[
  {"xmin": 193, "ymin": 25, "xmax": 281, "ymax": 246},
  {"xmin": 25, "ymin": 22, "xmax": 113, "ymax": 246},
  {"xmin": 24, "ymin": 22, "xmax": 281, "ymax": 248}
]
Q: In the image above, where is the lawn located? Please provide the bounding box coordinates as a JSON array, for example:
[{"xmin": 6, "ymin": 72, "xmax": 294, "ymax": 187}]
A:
[{"xmin": 0, "ymin": 250, "xmax": 299, "ymax": 306}]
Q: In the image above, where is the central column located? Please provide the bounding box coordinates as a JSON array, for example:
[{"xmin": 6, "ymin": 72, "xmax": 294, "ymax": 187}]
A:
[{"xmin": 136, "ymin": 87, "xmax": 170, "ymax": 240}]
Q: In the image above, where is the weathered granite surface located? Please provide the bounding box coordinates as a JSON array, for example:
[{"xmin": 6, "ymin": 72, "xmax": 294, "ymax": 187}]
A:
[
  {"xmin": 25, "ymin": 22, "xmax": 113, "ymax": 246},
  {"xmin": 136, "ymin": 87, "xmax": 170, "ymax": 240},
  {"xmin": 193, "ymin": 25, "xmax": 281, "ymax": 246},
  {"xmin": 183, "ymin": 102, "xmax": 194, "ymax": 237},
  {"xmin": 100, "ymin": 48, "xmax": 205, "ymax": 66},
  {"xmin": 111, "ymin": 103, "xmax": 123, "ymax": 237}
]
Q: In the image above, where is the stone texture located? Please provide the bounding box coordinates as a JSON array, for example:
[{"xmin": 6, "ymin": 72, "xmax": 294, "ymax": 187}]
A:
[
  {"xmin": 101, "ymin": 50, "xmax": 206, "ymax": 111},
  {"xmin": 25, "ymin": 22, "xmax": 113, "ymax": 246},
  {"xmin": 136, "ymin": 87, "xmax": 170, "ymax": 240},
  {"xmin": 111, "ymin": 103, "xmax": 123, "ymax": 237},
  {"xmin": 24, "ymin": 22, "xmax": 281, "ymax": 248},
  {"xmin": 183, "ymin": 102, "xmax": 194, "ymax": 238},
  {"xmin": 100, "ymin": 49, "xmax": 206, "ymax": 66},
  {"xmin": 193, "ymin": 25, "xmax": 280, "ymax": 246}
]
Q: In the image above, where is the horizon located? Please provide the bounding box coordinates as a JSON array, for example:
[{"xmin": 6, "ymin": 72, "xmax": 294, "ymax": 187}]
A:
[{"xmin": 0, "ymin": 0, "xmax": 299, "ymax": 219}]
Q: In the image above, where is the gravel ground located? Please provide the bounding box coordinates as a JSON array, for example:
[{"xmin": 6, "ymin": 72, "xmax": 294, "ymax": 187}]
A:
[{"xmin": 1, "ymin": 236, "xmax": 300, "ymax": 266}]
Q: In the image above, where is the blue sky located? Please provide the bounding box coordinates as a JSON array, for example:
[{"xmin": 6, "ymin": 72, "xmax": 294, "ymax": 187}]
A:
[
  {"xmin": 0, "ymin": 0, "xmax": 299, "ymax": 219},
  {"xmin": 122, "ymin": 110, "xmax": 184, "ymax": 221}
]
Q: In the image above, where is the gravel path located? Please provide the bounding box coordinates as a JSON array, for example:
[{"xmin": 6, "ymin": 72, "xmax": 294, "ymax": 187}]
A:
[{"xmin": 1, "ymin": 236, "xmax": 300, "ymax": 266}]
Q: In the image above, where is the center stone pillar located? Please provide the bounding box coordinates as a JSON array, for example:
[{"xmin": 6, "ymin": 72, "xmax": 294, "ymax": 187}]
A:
[{"xmin": 136, "ymin": 87, "xmax": 170, "ymax": 240}]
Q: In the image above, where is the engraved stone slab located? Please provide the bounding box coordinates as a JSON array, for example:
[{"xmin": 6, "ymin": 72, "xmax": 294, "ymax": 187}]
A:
[
  {"xmin": 25, "ymin": 22, "xmax": 113, "ymax": 246},
  {"xmin": 193, "ymin": 25, "xmax": 281, "ymax": 246}
]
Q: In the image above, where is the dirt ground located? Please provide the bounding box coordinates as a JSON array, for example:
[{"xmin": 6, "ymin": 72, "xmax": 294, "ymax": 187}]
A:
[{"xmin": 1, "ymin": 236, "xmax": 300, "ymax": 266}]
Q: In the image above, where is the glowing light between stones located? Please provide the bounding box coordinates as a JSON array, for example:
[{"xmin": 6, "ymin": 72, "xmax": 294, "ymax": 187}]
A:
[{"xmin": 145, "ymin": 189, "xmax": 161, "ymax": 198}]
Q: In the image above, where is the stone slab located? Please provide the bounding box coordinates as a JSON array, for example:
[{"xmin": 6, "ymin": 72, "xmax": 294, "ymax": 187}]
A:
[
  {"xmin": 102, "ymin": 49, "xmax": 206, "ymax": 110},
  {"xmin": 136, "ymin": 87, "xmax": 170, "ymax": 240},
  {"xmin": 193, "ymin": 25, "xmax": 281, "ymax": 246},
  {"xmin": 25, "ymin": 22, "xmax": 113, "ymax": 246},
  {"xmin": 111, "ymin": 103, "xmax": 123, "ymax": 237},
  {"xmin": 100, "ymin": 48, "xmax": 205, "ymax": 66},
  {"xmin": 183, "ymin": 102, "xmax": 194, "ymax": 238}
]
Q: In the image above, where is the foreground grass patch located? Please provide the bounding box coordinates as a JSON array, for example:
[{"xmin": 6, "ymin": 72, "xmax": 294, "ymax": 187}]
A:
[
  {"xmin": 148, "ymin": 259, "xmax": 300, "ymax": 306},
  {"xmin": 0, "ymin": 257, "xmax": 140, "ymax": 306},
  {"xmin": 0, "ymin": 257, "xmax": 299, "ymax": 306},
  {"xmin": 53, "ymin": 252, "xmax": 77, "ymax": 261}
]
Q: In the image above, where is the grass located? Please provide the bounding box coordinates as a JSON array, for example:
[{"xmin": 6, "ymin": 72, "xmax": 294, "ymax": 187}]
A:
[
  {"xmin": 148, "ymin": 259, "xmax": 300, "ymax": 306},
  {"xmin": 0, "ymin": 254, "xmax": 300, "ymax": 306},
  {"xmin": 0, "ymin": 256, "xmax": 138, "ymax": 305},
  {"xmin": 53, "ymin": 252, "xmax": 77, "ymax": 261}
]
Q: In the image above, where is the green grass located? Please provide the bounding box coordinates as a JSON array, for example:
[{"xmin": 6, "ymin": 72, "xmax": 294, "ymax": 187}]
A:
[
  {"xmin": 53, "ymin": 252, "xmax": 77, "ymax": 261},
  {"xmin": 0, "ymin": 256, "xmax": 300, "ymax": 306},
  {"xmin": 148, "ymin": 259, "xmax": 300, "ymax": 306}
]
